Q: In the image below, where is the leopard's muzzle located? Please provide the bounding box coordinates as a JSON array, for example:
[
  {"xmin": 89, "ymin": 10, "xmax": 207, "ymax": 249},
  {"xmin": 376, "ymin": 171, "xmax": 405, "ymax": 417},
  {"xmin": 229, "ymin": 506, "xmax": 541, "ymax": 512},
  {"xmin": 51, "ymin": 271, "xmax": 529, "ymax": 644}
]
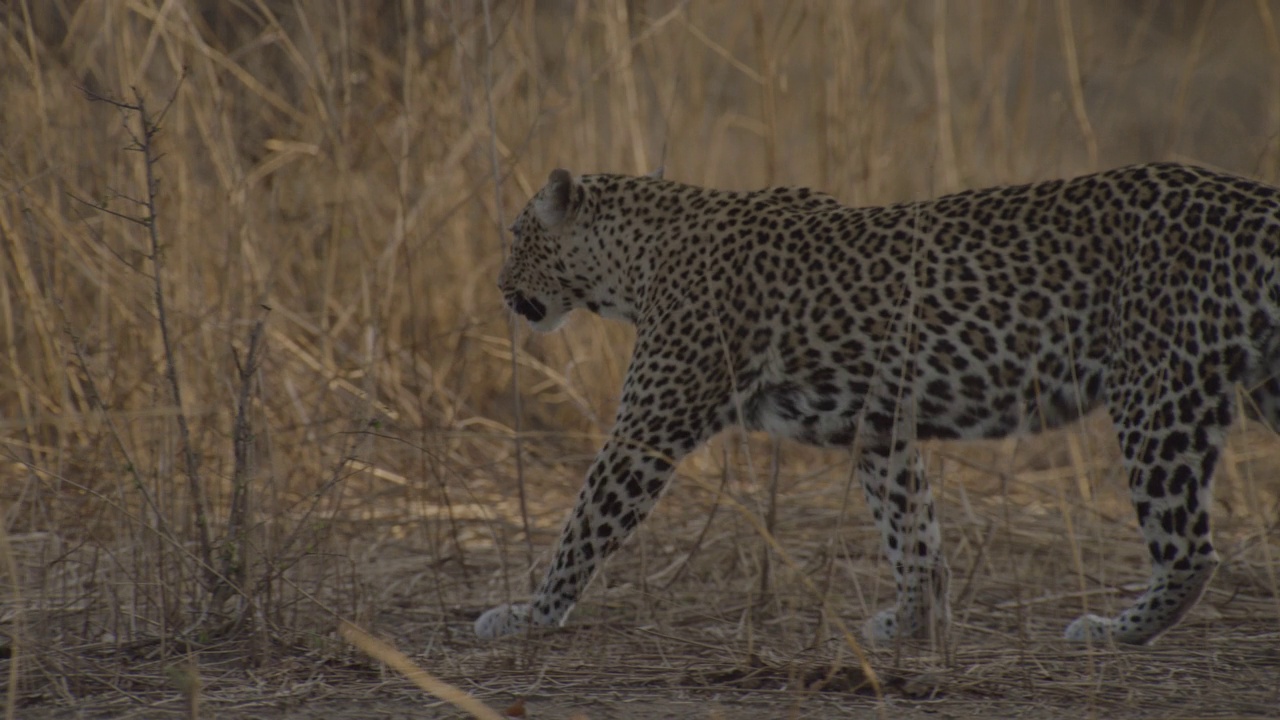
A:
[{"xmin": 509, "ymin": 292, "xmax": 547, "ymax": 323}]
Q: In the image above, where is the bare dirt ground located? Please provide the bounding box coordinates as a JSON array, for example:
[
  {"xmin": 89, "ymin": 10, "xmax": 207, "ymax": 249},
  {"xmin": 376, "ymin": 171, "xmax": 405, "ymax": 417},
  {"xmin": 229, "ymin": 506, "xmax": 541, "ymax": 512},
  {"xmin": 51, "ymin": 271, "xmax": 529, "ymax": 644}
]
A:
[{"xmin": 15, "ymin": 425, "xmax": 1280, "ymax": 719}]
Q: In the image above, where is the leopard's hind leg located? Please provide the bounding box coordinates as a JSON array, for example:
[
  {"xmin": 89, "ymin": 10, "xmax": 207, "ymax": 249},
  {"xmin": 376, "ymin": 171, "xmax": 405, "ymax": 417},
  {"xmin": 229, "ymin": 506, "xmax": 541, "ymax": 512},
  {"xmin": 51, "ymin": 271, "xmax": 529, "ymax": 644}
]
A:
[
  {"xmin": 859, "ymin": 441, "xmax": 951, "ymax": 643},
  {"xmin": 1065, "ymin": 362, "xmax": 1225, "ymax": 644}
]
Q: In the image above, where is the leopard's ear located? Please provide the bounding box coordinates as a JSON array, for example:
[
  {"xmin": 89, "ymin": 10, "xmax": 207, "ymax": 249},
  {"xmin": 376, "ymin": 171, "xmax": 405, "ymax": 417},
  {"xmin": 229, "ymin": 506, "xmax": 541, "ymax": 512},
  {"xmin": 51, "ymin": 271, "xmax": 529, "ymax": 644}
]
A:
[{"xmin": 534, "ymin": 168, "xmax": 578, "ymax": 230}]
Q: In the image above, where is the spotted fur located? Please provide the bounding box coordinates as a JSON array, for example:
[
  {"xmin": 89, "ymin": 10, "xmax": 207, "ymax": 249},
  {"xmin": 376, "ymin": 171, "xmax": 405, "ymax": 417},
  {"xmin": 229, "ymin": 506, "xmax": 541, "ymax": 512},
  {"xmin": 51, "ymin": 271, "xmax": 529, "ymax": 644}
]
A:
[{"xmin": 478, "ymin": 163, "xmax": 1280, "ymax": 645}]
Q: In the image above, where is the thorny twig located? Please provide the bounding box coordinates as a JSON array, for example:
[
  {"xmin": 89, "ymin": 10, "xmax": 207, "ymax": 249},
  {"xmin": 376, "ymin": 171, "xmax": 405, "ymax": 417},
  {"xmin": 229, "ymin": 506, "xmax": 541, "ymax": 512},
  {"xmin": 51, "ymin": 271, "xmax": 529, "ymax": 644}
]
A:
[
  {"xmin": 218, "ymin": 309, "xmax": 271, "ymax": 614},
  {"xmin": 77, "ymin": 75, "xmax": 219, "ymax": 596}
]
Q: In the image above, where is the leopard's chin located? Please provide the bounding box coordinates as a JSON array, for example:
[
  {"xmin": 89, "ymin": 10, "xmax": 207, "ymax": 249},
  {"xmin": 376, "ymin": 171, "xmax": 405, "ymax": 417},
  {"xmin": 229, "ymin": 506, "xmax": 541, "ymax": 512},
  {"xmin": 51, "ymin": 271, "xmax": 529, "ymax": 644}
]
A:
[
  {"xmin": 509, "ymin": 291, "xmax": 546, "ymax": 322},
  {"xmin": 526, "ymin": 311, "xmax": 569, "ymax": 333},
  {"xmin": 506, "ymin": 292, "xmax": 568, "ymax": 332}
]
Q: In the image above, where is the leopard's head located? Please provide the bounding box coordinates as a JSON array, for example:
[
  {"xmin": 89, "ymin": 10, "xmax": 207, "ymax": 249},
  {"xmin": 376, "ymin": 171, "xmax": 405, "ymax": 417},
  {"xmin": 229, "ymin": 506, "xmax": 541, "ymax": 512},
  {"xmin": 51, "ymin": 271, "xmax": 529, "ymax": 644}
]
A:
[{"xmin": 498, "ymin": 168, "xmax": 593, "ymax": 332}]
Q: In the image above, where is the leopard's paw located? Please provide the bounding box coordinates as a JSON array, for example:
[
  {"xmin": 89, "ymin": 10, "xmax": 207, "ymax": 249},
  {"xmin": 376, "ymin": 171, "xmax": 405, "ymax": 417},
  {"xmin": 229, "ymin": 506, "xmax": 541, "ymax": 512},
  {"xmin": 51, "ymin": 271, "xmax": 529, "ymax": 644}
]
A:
[{"xmin": 474, "ymin": 603, "xmax": 531, "ymax": 639}]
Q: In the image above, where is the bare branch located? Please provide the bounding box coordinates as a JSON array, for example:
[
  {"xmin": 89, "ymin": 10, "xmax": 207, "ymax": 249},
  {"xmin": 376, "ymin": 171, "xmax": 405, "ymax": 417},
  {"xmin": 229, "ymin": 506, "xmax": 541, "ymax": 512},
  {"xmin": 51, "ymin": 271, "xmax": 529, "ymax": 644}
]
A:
[
  {"xmin": 66, "ymin": 191, "xmax": 148, "ymax": 226},
  {"xmin": 83, "ymin": 78, "xmax": 218, "ymax": 599}
]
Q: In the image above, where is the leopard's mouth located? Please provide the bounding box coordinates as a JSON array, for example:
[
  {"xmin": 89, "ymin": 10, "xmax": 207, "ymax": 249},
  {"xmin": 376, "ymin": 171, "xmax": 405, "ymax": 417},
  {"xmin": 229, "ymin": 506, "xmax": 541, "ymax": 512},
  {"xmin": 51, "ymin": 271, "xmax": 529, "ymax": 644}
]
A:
[{"xmin": 508, "ymin": 292, "xmax": 547, "ymax": 323}]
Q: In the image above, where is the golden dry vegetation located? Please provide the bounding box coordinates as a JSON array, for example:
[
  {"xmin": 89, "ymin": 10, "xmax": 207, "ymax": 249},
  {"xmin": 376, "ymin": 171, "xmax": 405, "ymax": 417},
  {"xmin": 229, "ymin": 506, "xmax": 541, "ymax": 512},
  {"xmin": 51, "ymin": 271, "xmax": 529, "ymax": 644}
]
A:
[{"xmin": 1, "ymin": 1, "xmax": 1279, "ymax": 718}]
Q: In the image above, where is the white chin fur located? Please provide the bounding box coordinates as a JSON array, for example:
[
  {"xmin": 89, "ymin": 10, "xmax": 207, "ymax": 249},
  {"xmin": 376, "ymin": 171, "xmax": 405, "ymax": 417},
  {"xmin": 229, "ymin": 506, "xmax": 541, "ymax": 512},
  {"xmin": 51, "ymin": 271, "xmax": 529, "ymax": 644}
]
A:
[{"xmin": 528, "ymin": 312, "xmax": 569, "ymax": 333}]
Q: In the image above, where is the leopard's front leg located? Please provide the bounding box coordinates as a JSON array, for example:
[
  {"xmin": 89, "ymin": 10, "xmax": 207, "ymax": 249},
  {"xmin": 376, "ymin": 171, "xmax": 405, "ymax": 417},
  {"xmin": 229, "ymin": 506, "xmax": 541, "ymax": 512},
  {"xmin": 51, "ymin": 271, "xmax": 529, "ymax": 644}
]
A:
[
  {"xmin": 474, "ymin": 432, "xmax": 684, "ymax": 637},
  {"xmin": 476, "ymin": 333, "xmax": 723, "ymax": 638}
]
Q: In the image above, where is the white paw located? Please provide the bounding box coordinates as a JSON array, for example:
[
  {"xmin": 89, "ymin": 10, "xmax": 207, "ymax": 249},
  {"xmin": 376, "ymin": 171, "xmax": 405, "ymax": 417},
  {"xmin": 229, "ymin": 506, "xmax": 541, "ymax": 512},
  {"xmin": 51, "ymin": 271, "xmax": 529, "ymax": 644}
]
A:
[
  {"xmin": 1063, "ymin": 613, "xmax": 1113, "ymax": 642},
  {"xmin": 863, "ymin": 607, "xmax": 929, "ymax": 643},
  {"xmin": 864, "ymin": 602, "xmax": 950, "ymax": 644},
  {"xmin": 863, "ymin": 608, "xmax": 900, "ymax": 642},
  {"xmin": 474, "ymin": 603, "xmax": 530, "ymax": 639}
]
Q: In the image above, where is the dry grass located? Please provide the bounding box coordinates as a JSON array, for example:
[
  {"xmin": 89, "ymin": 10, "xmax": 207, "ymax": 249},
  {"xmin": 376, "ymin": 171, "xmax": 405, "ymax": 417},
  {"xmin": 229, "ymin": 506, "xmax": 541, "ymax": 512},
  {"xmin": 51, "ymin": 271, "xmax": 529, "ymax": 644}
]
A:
[{"xmin": 1, "ymin": 1, "xmax": 1279, "ymax": 718}]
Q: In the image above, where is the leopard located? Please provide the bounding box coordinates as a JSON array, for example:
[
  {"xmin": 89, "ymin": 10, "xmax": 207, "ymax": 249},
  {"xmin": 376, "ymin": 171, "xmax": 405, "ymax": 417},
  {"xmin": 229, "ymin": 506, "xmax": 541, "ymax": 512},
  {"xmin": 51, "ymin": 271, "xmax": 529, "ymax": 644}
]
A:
[{"xmin": 477, "ymin": 162, "xmax": 1280, "ymax": 645}]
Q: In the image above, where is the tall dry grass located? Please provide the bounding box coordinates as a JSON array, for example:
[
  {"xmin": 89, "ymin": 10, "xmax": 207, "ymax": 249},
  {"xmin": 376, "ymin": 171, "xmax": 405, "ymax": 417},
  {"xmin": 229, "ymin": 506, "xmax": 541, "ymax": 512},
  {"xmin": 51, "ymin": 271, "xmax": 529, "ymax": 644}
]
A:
[{"xmin": 1, "ymin": 0, "xmax": 1279, "ymax": 710}]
